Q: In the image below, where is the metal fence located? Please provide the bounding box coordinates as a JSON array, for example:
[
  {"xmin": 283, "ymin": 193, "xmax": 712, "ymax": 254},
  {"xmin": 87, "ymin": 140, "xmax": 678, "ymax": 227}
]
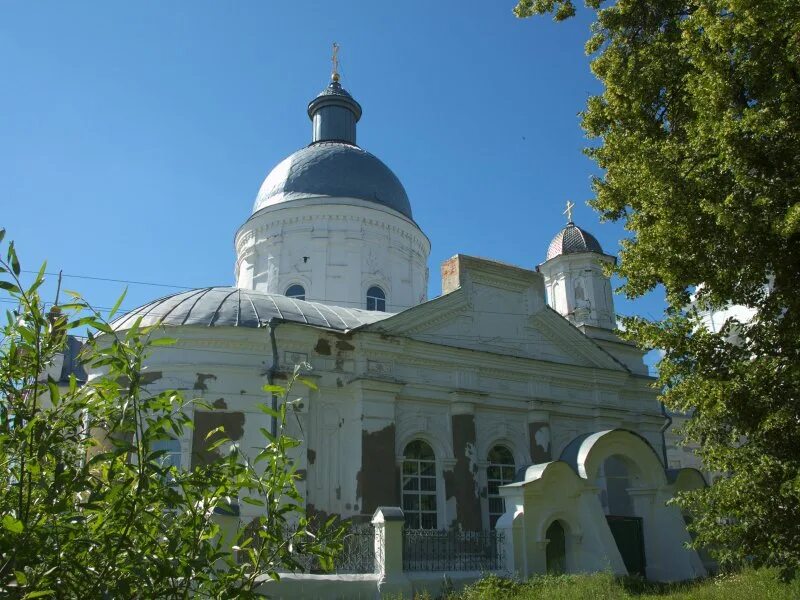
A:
[
  {"xmin": 285, "ymin": 522, "xmax": 375, "ymax": 574},
  {"xmin": 402, "ymin": 528, "xmax": 504, "ymax": 572}
]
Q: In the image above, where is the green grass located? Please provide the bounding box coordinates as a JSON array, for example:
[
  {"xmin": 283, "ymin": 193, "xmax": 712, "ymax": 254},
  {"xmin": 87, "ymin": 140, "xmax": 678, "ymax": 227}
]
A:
[{"xmin": 396, "ymin": 568, "xmax": 800, "ymax": 600}]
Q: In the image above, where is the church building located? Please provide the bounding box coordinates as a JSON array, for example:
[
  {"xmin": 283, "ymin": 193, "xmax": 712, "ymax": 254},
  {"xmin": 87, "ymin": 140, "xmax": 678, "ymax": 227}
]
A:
[{"xmin": 104, "ymin": 71, "xmax": 708, "ymax": 581}]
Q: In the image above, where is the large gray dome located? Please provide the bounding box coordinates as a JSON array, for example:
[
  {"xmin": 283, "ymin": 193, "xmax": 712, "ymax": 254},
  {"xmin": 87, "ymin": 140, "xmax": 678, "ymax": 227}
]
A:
[
  {"xmin": 110, "ymin": 287, "xmax": 392, "ymax": 332},
  {"xmin": 545, "ymin": 222, "xmax": 604, "ymax": 261},
  {"xmin": 252, "ymin": 142, "xmax": 413, "ymax": 219}
]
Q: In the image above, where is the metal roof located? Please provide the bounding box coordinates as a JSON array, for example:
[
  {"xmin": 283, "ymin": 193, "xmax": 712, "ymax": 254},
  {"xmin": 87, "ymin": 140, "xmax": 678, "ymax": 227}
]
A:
[
  {"xmin": 110, "ymin": 287, "xmax": 393, "ymax": 332},
  {"xmin": 545, "ymin": 222, "xmax": 604, "ymax": 261},
  {"xmin": 252, "ymin": 141, "xmax": 413, "ymax": 219},
  {"xmin": 309, "ymin": 79, "xmax": 359, "ymax": 103}
]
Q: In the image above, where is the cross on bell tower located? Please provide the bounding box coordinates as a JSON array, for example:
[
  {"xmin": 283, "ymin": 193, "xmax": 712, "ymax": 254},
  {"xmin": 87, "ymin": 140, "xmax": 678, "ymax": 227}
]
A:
[
  {"xmin": 563, "ymin": 200, "xmax": 575, "ymax": 224},
  {"xmin": 331, "ymin": 42, "xmax": 340, "ymax": 82}
]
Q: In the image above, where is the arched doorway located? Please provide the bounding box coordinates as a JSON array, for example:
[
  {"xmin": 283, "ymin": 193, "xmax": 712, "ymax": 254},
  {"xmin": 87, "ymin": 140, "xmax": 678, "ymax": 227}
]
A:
[
  {"xmin": 599, "ymin": 454, "xmax": 646, "ymax": 576},
  {"xmin": 545, "ymin": 520, "xmax": 566, "ymax": 574}
]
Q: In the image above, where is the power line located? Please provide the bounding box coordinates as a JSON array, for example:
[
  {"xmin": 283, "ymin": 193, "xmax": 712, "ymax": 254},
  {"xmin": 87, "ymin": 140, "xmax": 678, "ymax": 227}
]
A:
[{"xmin": 20, "ymin": 270, "xmax": 195, "ymax": 291}]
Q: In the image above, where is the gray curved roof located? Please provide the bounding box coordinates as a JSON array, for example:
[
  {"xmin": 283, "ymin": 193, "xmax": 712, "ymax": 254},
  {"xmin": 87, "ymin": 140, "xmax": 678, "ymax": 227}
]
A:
[
  {"xmin": 252, "ymin": 142, "xmax": 413, "ymax": 219},
  {"xmin": 110, "ymin": 287, "xmax": 392, "ymax": 332},
  {"xmin": 558, "ymin": 429, "xmax": 665, "ymax": 476},
  {"xmin": 545, "ymin": 222, "xmax": 604, "ymax": 261}
]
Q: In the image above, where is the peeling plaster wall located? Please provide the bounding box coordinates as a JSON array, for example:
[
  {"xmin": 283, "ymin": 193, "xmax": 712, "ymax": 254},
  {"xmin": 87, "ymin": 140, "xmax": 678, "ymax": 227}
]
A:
[
  {"xmin": 529, "ymin": 422, "xmax": 552, "ymax": 463},
  {"xmin": 448, "ymin": 414, "xmax": 482, "ymax": 531},
  {"xmin": 357, "ymin": 424, "xmax": 398, "ymax": 517},
  {"xmin": 86, "ymin": 327, "xmax": 275, "ymax": 523},
  {"xmin": 192, "ymin": 410, "xmax": 245, "ymax": 468}
]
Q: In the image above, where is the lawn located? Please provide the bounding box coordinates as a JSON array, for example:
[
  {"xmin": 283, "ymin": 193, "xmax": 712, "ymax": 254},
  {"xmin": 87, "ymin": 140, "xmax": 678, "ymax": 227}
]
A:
[{"xmin": 406, "ymin": 568, "xmax": 800, "ymax": 600}]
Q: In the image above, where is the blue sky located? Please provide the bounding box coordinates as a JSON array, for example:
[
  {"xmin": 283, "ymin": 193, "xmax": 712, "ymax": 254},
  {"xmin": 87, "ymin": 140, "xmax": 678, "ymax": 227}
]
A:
[{"xmin": 0, "ymin": 2, "xmax": 666, "ymax": 340}]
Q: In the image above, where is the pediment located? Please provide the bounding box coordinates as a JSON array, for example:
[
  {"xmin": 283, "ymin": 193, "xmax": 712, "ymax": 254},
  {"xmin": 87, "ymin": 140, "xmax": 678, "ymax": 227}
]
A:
[{"xmin": 361, "ymin": 289, "xmax": 626, "ymax": 372}]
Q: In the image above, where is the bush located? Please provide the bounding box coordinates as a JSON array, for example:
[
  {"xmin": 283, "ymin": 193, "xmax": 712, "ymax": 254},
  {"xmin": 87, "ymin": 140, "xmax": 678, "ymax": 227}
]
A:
[{"xmin": 0, "ymin": 230, "xmax": 344, "ymax": 598}]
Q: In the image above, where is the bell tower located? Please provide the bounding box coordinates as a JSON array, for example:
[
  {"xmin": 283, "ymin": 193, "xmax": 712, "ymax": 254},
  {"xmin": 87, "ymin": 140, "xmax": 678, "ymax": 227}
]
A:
[{"xmin": 538, "ymin": 205, "xmax": 617, "ymax": 330}]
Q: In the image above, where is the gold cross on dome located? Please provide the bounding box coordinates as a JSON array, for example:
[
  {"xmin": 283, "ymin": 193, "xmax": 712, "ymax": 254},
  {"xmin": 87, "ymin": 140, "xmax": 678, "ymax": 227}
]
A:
[
  {"xmin": 564, "ymin": 200, "xmax": 575, "ymax": 223},
  {"xmin": 331, "ymin": 42, "xmax": 340, "ymax": 82}
]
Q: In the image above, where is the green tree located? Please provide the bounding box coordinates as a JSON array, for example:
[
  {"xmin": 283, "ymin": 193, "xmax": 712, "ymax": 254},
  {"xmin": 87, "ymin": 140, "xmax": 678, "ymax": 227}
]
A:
[
  {"xmin": 0, "ymin": 229, "xmax": 344, "ymax": 598},
  {"xmin": 515, "ymin": 0, "xmax": 800, "ymax": 574}
]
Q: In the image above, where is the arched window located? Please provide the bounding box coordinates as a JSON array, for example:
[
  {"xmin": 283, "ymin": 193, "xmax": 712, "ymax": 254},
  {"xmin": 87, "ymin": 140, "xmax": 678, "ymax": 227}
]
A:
[
  {"xmin": 487, "ymin": 445, "xmax": 515, "ymax": 528},
  {"xmin": 285, "ymin": 284, "xmax": 305, "ymax": 300},
  {"xmin": 366, "ymin": 286, "xmax": 386, "ymax": 312},
  {"xmin": 545, "ymin": 520, "xmax": 567, "ymax": 574},
  {"xmin": 402, "ymin": 440, "xmax": 437, "ymax": 529}
]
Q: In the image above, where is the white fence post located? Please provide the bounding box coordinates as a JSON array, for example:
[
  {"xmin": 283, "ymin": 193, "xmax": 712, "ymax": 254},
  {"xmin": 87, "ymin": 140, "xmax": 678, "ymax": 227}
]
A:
[{"xmin": 372, "ymin": 506, "xmax": 410, "ymax": 597}]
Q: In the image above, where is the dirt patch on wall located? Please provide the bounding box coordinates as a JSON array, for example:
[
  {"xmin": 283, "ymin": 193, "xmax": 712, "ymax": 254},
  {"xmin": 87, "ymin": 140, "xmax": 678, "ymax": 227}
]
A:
[
  {"xmin": 314, "ymin": 338, "xmax": 332, "ymax": 356},
  {"xmin": 193, "ymin": 373, "xmax": 217, "ymax": 391},
  {"xmin": 528, "ymin": 422, "xmax": 552, "ymax": 463},
  {"xmin": 191, "ymin": 411, "xmax": 245, "ymax": 468}
]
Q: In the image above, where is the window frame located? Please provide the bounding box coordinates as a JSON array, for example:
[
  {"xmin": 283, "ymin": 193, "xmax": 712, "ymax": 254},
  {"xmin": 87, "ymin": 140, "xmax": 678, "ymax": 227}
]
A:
[
  {"xmin": 401, "ymin": 440, "xmax": 438, "ymax": 530},
  {"xmin": 366, "ymin": 285, "xmax": 386, "ymax": 312}
]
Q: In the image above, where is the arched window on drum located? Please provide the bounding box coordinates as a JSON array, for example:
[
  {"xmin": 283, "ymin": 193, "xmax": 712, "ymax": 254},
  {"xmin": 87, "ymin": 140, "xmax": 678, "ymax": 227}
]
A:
[
  {"xmin": 285, "ymin": 284, "xmax": 306, "ymax": 301},
  {"xmin": 487, "ymin": 445, "xmax": 515, "ymax": 529},
  {"xmin": 366, "ymin": 286, "xmax": 386, "ymax": 312}
]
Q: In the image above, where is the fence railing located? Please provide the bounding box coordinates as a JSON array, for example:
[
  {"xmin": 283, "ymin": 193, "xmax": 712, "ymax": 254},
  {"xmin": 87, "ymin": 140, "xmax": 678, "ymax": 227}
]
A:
[
  {"xmin": 284, "ymin": 522, "xmax": 375, "ymax": 574},
  {"xmin": 402, "ymin": 528, "xmax": 504, "ymax": 571}
]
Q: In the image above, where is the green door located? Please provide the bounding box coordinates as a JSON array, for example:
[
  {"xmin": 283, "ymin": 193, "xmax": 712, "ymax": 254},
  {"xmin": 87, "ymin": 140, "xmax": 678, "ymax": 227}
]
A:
[{"xmin": 606, "ymin": 516, "xmax": 646, "ymax": 577}]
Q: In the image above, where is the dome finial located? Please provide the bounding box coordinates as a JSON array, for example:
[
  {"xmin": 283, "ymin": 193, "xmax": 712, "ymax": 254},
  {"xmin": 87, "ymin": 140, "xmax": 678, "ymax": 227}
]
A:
[
  {"xmin": 563, "ymin": 200, "xmax": 575, "ymax": 224},
  {"xmin": 331, "ymin": 42, "xmax": 340, "ymax": 82}
]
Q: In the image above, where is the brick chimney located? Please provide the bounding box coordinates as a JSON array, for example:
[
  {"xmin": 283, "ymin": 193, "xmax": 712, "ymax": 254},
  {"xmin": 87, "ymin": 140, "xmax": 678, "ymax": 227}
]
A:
[{"xmin": 441, "ymin": 255, "xmax": 464, "ymax": 295}]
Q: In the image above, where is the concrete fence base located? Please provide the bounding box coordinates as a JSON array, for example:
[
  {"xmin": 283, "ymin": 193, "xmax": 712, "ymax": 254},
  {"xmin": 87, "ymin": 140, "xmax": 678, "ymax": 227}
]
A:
[
  {"xmin": 253, "ymin": 507, "xmax": 506, "ymax": 599},
  {"xmin": 254, "ymin": 570, "xmax": 501, "ymax": 599}
]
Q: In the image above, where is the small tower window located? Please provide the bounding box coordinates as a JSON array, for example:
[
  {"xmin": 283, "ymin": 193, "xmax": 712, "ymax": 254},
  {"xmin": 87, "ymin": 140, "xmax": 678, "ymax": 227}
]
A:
[
  {"xmin": 285, "ymin": 284, "xmax": 305, "ymax": 301},
  {"xmin": 366, "ymin": 286, "xmax": 386, "ymax": 311}
]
